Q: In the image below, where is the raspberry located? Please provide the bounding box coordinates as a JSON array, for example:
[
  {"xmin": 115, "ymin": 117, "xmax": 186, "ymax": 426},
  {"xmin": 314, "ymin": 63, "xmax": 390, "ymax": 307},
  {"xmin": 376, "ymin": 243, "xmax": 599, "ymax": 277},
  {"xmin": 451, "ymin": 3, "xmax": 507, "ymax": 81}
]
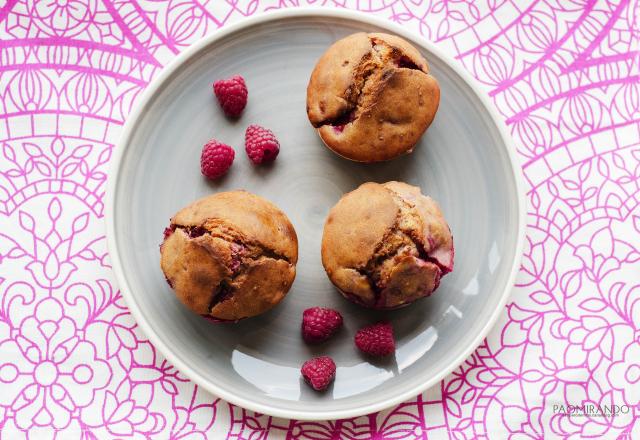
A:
[
  {"xmin": 355, "ymin": 322, "xmax": 395, "ymax": 357},
  {"xmin": 301, "ymin": 356, "xmax": 336, "ymax": 391},
  {"xmin": 302, "ymin": 307, "xmax": 343, "ymax": 343},
  {"xmin": 200, "ymin": 140, "xmax": 234, "ymax": 179},
  {"xmin": 245, "ymin": 124, "xmax": 280, "ymax": 164},
  {"xmin": 213, "ymin": 75, "xmax": 247, "ymax": 117}
]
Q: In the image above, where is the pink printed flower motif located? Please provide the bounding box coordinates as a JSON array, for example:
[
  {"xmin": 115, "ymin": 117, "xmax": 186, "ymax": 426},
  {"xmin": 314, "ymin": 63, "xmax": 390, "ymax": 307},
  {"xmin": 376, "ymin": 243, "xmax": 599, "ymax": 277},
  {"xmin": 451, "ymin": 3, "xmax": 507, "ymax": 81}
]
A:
[
  {"xmin": 21, "ymin": 199, "xmax": 87, "ymax": 289},
  {"xmin": 2, "ymin": 196, "xmax": 106, "ymax": 291},
  {"xmin": 5, "ymin": 68, "xmax": 54, "ymax": 112},
  {"xmin": 0, "ymin": 0, "xmax": 637, "ymax": 438},
  {"xmin": 0, "ymin": 298, "xmax": 110, "ymax": 430},
  {"xmin": 511, "ymin": 115, "xmax": 552, "ymax": 159},
  {"xmin": 165, "ymin": 1, "xmax": 208, "ymax": 47},
  {"xmin": 502, "ymin": 406, "xmax": 543, "ymax": 439},
  {"xmin": 471, "ymin": 43, "xmax": 515, "ymax": 86},
  {"xmin": 30, "ymin": 0, "xmax": 95, "ymax": 37},
  {"xmin": 515, "ymin": 11, "xmax": 558, "ymax": 52},
  {"xmin": 559, "ymin": 93, "xmax": 604, "ymax": 136},
  {"xmin": 0, "ymin": 138, "xmax": 110, "ymax": 208},
  {"xmin": 607, "ymin": 343, "xmax": 640, "ymax": 405},
  {"xmin": 63, "ymin": 72, "xmax": 110, "ymax": 115}
]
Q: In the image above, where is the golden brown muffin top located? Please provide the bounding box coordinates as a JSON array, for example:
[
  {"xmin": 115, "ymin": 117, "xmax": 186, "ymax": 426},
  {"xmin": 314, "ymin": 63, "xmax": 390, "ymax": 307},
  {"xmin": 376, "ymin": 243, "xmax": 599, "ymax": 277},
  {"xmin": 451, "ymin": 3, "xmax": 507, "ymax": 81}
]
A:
[
  {"xmin": 307, "ymin": 33, "xmax": 440, "ymax": 162},
  {"xmin": 321, "ymin": 181, "xmax": 453, "ymax": 308},
  {"xmin": 171, "ymin": 190, "xmax": 298, "ymax": 262},
  {"xmin": 161, "ymin": 191, "xmax": 298, "ymax": 321}
]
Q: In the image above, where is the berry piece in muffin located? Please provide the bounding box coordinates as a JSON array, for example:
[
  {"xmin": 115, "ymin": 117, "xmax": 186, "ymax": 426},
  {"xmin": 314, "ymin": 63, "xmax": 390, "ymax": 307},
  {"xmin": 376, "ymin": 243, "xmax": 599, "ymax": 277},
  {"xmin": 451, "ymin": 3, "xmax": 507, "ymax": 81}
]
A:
[
  {"xmin": 321, "ymin": 181, "xmax": 453, "ymax": 309},
  {"xmin": 160, "ymin": 191, "xmax": 298, "ymax": 321},
  {"xmin": 307, "ymin": 33, "xmax": 439, "ymax": 162}
]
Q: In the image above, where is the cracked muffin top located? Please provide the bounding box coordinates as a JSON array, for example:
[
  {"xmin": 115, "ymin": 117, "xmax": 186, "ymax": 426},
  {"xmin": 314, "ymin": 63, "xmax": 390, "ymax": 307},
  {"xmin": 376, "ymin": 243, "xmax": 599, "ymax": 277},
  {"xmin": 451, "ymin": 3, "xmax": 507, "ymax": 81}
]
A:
[
  {"xmin": 306, "ymin": 32, "xmax": 440, "ymax": 163},
  {"xmin": 160, "ymin": 191, "xmax": 298, "ymax": 321},
  {"xmin": 321, "ymin": 181, "xmax": 453, "ymax": 309}
]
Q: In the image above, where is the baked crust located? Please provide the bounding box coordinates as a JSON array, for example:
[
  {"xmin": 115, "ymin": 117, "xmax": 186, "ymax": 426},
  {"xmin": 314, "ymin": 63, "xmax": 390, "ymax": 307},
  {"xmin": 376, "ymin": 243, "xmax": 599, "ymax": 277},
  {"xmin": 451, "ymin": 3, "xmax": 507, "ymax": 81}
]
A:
[
  {"xmin": 160, "ymin": 191, "xmax": 298, "ymax": 321},
  {"xmin": 321, "ymin": 181, "xmax": 453, "ymax": 309},
  {"xmin": 307, "ymin": 33, "xmax": 440, "ymax": 162}
]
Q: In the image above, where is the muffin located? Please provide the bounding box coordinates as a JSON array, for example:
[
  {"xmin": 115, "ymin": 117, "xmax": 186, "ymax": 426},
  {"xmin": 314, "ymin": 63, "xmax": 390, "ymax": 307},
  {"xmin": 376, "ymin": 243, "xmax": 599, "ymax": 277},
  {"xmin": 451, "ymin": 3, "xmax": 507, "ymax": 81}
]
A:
[
  {"xmin": 306, "ymin": 32, "xmax": 440, "ymax": 162},
  {"xmin": 160, "ymin": 191, "xmax": 298, "ymax": 321},
  {"xmin": 321, "ymin": 181, "xmax": 453, "ymax": 309}
]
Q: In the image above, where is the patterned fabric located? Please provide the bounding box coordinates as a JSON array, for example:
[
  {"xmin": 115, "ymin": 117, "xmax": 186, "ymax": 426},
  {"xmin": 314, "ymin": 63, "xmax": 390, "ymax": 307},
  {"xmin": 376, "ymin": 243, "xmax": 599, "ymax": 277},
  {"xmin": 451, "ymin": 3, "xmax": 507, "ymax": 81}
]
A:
[{"xmin": 0, "ymin": 0, "xmax": 638, "ymax": 438}]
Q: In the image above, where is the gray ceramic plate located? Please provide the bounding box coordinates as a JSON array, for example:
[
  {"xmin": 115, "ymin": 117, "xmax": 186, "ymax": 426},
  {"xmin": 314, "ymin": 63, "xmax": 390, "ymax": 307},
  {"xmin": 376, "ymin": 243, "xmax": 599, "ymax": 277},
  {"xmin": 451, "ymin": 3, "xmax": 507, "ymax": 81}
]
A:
[{"xmin": 106, "ymin": 9, "xmax": 526, "ymax": 420}]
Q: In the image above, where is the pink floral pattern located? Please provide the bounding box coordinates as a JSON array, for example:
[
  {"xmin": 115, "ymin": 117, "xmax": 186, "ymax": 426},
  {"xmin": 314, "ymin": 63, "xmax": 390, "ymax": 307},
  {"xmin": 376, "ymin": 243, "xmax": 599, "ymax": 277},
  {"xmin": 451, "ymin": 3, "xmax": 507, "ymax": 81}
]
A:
[{"xmin": 0, "ymin": 0, "xmax": 638, "ymax": 437}]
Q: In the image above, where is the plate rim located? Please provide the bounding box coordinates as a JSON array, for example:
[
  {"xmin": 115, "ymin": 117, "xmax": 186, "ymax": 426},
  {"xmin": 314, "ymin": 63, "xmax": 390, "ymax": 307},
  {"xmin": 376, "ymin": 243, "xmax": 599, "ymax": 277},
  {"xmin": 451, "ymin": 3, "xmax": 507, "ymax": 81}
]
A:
[{"xmin": 105, "ymin": 7, "xmax": 527, "ymax": 421}]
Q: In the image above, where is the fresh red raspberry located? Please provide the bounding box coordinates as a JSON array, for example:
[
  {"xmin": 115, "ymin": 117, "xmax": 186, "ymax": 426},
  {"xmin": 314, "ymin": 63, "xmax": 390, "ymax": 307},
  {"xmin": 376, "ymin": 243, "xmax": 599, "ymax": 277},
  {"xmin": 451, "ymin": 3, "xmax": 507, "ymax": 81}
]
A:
[
  {"xmin": 213, "ymin": 75, "xmax": 247, "ymax": 117},
  {"xmin": 245, "ymin": 124, "xmax": 280, "ymax": 164},
  {"xmin": 302, "ymin": 307, "xmax": 343, "ymax": 343},
  {"xmin": 301, "ymin": 356, "xmax": 336, "ymax": 391},
  {"xmin": 355, "ymin": 322, "xmax": 395, "ymax": 357},
  {"xmin": 200, "ymin": 140, "xmax": 234, "ymax": 179}
]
